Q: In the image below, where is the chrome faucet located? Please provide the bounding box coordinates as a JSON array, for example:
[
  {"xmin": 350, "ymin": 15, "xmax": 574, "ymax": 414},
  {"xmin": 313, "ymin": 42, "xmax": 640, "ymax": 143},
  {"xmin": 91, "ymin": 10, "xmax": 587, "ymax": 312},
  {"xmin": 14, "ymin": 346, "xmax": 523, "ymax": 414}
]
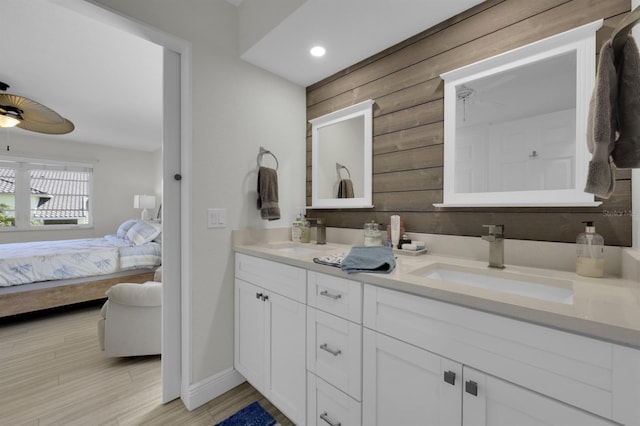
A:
[
  {"xmin": 481, "ymin": 225, "xmax": 505, "ymax": 269},
  {"xmin": 307, "ymin": 218, "xmax": 326, "ymax": 245}
]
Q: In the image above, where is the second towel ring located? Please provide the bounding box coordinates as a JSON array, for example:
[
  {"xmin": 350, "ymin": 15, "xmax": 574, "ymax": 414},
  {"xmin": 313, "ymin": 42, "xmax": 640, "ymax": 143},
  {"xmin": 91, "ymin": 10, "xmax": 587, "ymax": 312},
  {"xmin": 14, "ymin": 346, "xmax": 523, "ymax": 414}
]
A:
[
  {"xmin": 257, "ymin": 146, "xmax": 278, "ymax": 170},
  {"xmin": 336, "ymin": 162, "xmax": 351, "ymax": 180}
]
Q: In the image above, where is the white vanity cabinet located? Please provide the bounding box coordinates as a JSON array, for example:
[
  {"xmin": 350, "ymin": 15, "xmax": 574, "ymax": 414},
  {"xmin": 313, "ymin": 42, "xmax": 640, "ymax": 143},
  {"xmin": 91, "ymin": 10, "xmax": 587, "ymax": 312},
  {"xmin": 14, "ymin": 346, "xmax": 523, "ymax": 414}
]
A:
[
  {"xmin": 306, "ymin": 271, "xmax": 363, "ymax": 426},
  {"xmin": 234, "ymin": 254, "xmax": 306, "ymax": 425},
  {"xmin": 234, "ymin": 251, "xmax": 640, "ymax": 426},
  {"xmin": 363, "ymin": 284, "xmax": 635, "ymax": 426}
]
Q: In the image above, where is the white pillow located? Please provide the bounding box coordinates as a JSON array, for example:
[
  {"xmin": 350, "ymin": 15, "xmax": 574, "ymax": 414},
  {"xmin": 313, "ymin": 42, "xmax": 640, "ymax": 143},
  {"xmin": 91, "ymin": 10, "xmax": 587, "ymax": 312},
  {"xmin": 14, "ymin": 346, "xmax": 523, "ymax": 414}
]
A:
[
  {"xmin": 117, "ymin": 219, "xmax": 138, "ymax": 239},
  {"xmin": 126, "ymin": 220, "xmax": 162, "ymax": 246}
]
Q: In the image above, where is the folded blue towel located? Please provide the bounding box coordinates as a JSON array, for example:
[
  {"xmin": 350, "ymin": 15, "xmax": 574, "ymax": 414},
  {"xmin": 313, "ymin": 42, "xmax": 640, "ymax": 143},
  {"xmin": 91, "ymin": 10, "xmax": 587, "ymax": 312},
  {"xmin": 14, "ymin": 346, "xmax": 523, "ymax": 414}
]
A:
[{"xmin": 340, "ymin": 246, "xmax": 396, "ymax": 274}]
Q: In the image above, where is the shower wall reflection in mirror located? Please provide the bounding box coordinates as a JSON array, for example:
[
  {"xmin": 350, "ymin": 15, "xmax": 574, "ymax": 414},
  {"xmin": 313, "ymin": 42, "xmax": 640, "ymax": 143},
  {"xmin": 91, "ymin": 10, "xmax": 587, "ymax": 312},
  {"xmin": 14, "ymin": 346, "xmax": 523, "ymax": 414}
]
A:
[{"xmin": 455, "ymin": 51, "xmax": 576, "ymax": 194}]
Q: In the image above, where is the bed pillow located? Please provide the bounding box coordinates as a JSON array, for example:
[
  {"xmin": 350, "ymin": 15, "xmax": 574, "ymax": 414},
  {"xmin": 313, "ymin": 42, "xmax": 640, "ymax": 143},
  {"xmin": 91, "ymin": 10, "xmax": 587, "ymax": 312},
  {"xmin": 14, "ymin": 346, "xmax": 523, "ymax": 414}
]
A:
[
  {"xmin": 117, "ymin": 219, "xmax": 138, "ymax": 239},
  {"xmin": 126, "ymin": 220, "xmax": 162, "ymax": 246}
]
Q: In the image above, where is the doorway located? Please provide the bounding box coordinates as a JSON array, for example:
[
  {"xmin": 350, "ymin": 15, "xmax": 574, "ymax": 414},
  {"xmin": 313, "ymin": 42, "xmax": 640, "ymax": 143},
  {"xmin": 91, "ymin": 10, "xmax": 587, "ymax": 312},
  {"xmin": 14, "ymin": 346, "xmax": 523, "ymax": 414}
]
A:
[{"xmin": 53, "ymin": 0, "xmax": 191, "ymax": 403}]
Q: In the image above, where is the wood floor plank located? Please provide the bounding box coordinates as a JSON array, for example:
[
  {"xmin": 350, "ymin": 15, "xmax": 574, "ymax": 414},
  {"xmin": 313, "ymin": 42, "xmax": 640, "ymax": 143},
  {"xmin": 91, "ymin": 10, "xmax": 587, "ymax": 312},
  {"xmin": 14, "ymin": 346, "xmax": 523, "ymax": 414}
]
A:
[{"xmin": 0, "ymin": 303, "xmax": 293, "ymax": 425}]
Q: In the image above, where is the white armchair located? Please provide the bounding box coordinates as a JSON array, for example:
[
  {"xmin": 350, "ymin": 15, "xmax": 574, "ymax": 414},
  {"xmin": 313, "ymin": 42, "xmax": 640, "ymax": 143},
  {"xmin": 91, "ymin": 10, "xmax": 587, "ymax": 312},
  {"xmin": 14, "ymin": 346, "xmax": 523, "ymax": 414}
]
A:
[{"xmin": 97, "ymin": 281, "xmax": 161, "ymax": 357}]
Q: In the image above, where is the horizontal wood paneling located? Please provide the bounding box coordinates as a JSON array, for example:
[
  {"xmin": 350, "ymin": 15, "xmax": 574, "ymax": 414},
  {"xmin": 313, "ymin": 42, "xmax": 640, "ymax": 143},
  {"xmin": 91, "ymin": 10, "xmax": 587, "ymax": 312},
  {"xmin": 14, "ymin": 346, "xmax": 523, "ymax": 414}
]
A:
[{"xmin": 306, "ymin": 0, "xmax": 633, "ymax": 246}]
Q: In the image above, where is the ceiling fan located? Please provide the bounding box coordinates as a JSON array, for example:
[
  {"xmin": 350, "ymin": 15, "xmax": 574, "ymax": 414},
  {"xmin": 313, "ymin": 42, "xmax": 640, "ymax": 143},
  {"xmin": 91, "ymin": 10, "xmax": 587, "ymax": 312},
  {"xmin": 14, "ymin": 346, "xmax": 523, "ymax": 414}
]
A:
[
  {"xmin": 456, "ymin": 84, "xmax": 506, "ymax": 122},
  {"xmin": 0, "ymin": 81, "xmax": 74, "ymax": 134}
]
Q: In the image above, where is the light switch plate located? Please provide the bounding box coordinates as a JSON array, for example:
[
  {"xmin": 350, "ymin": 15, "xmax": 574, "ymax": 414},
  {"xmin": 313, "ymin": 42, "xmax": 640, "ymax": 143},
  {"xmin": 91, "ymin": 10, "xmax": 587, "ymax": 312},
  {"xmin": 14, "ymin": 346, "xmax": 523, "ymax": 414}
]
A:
[{"xmin": 207, "ymin": 208, "xmax": 227, "ymax": 228}]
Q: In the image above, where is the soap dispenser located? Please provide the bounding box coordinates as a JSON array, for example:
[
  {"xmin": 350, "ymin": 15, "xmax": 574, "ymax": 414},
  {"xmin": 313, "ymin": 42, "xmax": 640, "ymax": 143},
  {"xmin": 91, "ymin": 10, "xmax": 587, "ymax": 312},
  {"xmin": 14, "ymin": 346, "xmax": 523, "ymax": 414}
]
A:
[{"xmin": 576, "ymin": 221, "xmax": 604, "ymax": 278}]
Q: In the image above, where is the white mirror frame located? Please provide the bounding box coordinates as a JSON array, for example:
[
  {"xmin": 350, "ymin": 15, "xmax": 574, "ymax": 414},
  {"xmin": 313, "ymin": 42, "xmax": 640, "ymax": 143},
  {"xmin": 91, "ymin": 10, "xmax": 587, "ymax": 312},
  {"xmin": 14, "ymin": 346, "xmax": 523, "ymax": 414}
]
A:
[
  {"xmin": 310, "ymin": 99, "xmax": 374, "ymax": 209},
  {"xmin": 436, "ymin": 20, "xmax": 603, "ymax": 207}
]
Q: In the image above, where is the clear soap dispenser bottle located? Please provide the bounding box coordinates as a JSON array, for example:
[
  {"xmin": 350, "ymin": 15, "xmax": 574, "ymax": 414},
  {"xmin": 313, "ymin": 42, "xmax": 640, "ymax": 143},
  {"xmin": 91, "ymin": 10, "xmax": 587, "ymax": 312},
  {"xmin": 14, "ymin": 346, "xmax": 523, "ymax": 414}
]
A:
[{"xmin": 576, "ymin": 221, "xmax": 604, "ymax": 278}]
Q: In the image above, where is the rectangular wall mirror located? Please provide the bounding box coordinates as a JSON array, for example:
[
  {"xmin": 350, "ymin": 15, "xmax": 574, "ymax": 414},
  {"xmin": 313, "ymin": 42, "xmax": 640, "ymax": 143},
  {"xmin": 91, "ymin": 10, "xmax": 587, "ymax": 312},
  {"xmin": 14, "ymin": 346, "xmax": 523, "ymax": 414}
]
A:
[
  {"xmin": 437, "ymin": 20, "xmax": 603, "ymax": 207},
  {"xmin": 310, "ymin": 99, "xmax": 374, "ymax": 209}
]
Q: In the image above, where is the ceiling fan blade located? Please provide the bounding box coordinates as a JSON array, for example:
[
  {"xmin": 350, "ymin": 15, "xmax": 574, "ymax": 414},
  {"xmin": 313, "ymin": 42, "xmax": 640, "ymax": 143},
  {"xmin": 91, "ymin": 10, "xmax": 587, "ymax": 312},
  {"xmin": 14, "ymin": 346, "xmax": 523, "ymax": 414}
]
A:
[
  {"xmin": 16, "ymin": 117, "xmax": 75, "ymax": 134},
  {"xmin": 0, "ymin": 93, "xmax": 74, "ymax": 134}
]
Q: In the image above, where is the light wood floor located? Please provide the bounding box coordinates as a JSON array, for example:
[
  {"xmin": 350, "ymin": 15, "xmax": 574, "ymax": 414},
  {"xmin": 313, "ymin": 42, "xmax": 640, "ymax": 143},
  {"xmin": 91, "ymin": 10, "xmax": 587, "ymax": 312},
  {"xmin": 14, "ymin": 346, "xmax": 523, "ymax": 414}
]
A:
[{"xmin": 0, "ymin": 302, "xmax": 294, "ymax": 426}]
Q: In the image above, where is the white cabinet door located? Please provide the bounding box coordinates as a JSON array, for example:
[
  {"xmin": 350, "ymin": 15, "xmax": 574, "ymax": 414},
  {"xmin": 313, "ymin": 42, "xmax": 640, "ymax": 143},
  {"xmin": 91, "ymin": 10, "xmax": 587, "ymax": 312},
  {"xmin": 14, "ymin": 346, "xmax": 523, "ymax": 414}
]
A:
[
  {"xmin": 265, "ymin": 290, "xmax": 306, "ymax": 426},
  {"xmin": 462, "ymin": 367, "xmax": 617, "ymax": 426},
  {"xmin": 362, "ymin": 328, "xmax": 462, "ymax": 426},
  {"xmin": 234, "ymin": 279, "xmax": 265, "ymax": 390}
]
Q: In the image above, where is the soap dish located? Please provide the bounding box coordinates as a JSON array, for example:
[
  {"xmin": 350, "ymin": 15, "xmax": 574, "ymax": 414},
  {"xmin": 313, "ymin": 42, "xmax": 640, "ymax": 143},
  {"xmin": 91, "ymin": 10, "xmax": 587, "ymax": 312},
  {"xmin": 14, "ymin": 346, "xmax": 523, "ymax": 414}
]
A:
[{"xmin": 393, "ymin": 248, "xmax": 427, "ymax": 256}]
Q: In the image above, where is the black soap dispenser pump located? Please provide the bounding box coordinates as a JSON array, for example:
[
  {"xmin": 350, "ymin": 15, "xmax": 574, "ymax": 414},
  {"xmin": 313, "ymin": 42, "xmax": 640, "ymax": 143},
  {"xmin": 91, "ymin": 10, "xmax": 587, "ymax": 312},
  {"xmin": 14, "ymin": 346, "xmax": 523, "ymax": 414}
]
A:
[{"xmin": 576, "ymin": 221, "xmax": 604, "ymax": 278}]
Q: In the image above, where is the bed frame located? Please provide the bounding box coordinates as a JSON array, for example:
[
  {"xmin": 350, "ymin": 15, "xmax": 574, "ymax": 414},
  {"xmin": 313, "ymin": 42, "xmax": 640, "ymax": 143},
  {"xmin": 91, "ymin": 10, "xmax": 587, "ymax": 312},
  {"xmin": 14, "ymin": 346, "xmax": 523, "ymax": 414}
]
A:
[{"xmin": 0, "ymin": 269, "xmax": 157, "ymax": 318}]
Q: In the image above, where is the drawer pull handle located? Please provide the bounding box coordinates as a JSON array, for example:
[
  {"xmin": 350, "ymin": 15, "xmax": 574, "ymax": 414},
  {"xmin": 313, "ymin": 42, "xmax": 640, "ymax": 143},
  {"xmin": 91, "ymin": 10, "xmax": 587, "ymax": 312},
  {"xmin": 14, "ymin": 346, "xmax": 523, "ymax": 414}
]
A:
[
  {"xmin": 320, "ymin": 412, "xmax": 341, "ymax": 426},
  {"xmin": 320, "ymin": 343, "xmax": 342, "ymax": 356},
  {"xmin": 443, "ymin": 370, "xmax": 456, "ymax": 386},
  {"xmin": 465, "ymin": 380, "xmax": 478, "ymax": 396},
  {"xmin": 320, "ymin": 290, "xmax": 342, "ymax": 300}
]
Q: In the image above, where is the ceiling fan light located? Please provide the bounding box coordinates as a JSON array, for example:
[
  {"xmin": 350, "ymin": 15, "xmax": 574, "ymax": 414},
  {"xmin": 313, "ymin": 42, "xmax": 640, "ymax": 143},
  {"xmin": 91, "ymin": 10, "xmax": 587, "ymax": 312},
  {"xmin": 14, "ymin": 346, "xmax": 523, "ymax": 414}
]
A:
[{"xmin": 0, "ymin": 113, "xmax": 19, "ymax": 128}]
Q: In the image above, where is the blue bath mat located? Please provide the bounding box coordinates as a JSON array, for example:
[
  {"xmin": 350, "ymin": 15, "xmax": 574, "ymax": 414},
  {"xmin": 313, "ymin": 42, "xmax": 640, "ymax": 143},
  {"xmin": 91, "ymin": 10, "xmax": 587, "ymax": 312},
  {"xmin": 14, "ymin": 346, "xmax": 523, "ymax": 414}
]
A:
[{"xmin": 216, "ymin": 401, "xmax": 276, "ymax": 426}]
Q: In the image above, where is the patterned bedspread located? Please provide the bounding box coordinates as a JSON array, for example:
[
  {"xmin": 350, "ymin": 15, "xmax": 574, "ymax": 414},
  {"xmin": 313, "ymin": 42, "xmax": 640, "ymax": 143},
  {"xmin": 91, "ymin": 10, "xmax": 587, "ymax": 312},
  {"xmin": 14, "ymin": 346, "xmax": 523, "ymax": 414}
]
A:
[{"xmin": 0, "ymin": 236, "xmax": 161, "ymax": 287}]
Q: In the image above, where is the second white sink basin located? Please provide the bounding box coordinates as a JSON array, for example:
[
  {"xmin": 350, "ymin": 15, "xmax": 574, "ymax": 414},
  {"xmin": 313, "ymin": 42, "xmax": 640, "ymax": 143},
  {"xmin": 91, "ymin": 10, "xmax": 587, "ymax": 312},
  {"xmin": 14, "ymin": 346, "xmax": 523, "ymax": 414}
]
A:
[{"xmin": 413, "ymin": 263, "xmax": 573, "ymax": 305}]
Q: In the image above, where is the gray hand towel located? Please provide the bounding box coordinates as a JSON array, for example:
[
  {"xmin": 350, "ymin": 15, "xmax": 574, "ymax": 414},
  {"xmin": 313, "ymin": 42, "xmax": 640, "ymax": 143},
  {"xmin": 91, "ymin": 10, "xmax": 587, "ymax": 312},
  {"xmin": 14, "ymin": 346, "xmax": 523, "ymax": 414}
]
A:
[
  {"xmin": 340, "ymin": 246, "xmax": 396, "ymax": 274},
  {"xmin": 612, "ymin": 36, "xmax": 640, "ymax": 168},
  {"xmin": 585, "ymin": 41, "xmax": 617, "ymax": 199},
  {"xmin": 257, "ymin": 166, "xmax": 280, "ymax": 221},
  {"xmin": 337, "ymin": 178, "xmax": 354, "ymax": 198}
]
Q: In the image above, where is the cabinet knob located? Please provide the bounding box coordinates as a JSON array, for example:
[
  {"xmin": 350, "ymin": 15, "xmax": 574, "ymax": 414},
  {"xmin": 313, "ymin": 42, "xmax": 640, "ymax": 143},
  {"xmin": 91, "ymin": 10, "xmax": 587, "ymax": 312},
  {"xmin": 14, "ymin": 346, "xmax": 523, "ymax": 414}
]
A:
[
  {"xmin": 444, "ymin": 370, "xmax": 456, "ymax": 386},
  {"xmin": 320, "ymin": 411, "xmax": 341, "ymax": 426},
  {"xmin": 256, "ymin": 292, "xmax": 263, "ymax": 299},
  {"xmin": 262, "ymin": 294, "xmax": 269, "ymax": 301},
  {"xmin": 465, "ymin": 380, "xmax": 478, "ymax": 396}
]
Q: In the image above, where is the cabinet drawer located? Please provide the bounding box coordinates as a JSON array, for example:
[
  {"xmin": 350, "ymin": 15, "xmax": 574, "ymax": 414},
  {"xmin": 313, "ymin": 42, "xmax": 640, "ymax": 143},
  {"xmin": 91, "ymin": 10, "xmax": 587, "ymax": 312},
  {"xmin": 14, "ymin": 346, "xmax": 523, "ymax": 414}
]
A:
[
  {"xmin": 307, "ymin": 271, "xmax": 362, "ymax": 323},
  {"xmin": 364, "ymin": 284, "xmax": 615, "ymax": 420},
  {"xmin": 307, "ymin": 307, "xmax": 362, "ymax": 400},
  {"xmin": 307, "ymin": 372, "xmax": 361, "ymax": 426},
  {"xmin": 235, "ymin": 253, "xmax": 306, "ymax": 303}
]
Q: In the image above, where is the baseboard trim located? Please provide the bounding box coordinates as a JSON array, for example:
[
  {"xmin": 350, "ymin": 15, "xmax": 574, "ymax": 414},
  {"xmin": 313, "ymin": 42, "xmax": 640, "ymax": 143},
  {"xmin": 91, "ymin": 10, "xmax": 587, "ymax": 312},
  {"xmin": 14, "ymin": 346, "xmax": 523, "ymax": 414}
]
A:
[{"xmin": 182, "ymin": 367, "xmax": 246, "ymax": 411}]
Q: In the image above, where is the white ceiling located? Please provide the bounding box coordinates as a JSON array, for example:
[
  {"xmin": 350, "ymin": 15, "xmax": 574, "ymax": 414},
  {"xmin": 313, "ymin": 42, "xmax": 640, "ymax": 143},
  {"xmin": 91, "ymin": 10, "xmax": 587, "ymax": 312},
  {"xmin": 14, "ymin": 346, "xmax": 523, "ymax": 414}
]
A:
[
  {"xmin": 1, "ymin": 0, "xmax": 484, "ymax": 152},
  {"xmin": 239, "ymin": 0, "xmax": 486, "ymax": 87}
]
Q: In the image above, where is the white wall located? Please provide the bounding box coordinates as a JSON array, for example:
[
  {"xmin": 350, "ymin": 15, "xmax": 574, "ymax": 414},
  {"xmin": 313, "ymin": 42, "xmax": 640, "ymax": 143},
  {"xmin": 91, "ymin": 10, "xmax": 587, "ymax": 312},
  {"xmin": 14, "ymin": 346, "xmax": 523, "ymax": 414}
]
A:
[
  {"xmin": 0, "ymin": 131, "xmax": 159, "ymax": 243},
  {"xmin": 93, "ymin": 0, "xmax": 307, "ymax": 384}
]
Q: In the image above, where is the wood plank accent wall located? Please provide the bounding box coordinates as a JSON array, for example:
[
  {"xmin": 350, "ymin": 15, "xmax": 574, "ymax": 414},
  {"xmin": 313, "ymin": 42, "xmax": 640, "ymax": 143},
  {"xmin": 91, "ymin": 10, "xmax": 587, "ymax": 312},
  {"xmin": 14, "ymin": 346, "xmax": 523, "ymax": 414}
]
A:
[{"xmin": 306, "ymin": 0, "xmax": 633, "ymax": 246}]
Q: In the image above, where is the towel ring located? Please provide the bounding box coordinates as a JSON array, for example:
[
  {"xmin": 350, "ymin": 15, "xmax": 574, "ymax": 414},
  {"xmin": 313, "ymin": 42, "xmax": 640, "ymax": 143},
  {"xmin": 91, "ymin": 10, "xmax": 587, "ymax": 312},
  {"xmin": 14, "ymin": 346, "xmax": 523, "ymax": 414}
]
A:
[
  {"xmin": 336, "ymin": 162, "xmax": 351, "ymax": 180},
  {"xmin": 257, "ymin": 146, "xmax": 278, "ymax": 170}
]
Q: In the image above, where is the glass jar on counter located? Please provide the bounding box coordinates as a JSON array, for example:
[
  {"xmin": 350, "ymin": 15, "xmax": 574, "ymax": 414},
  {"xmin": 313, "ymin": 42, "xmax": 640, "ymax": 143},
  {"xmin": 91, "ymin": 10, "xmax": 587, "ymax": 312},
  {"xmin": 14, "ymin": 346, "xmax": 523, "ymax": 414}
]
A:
[
  {"xmin": 364, "ymin": 221, "xmax": 382, "ymax": 246},
  {"xmin": 300, "ymin": 219, "xmax": 311, "ymax": 243}
]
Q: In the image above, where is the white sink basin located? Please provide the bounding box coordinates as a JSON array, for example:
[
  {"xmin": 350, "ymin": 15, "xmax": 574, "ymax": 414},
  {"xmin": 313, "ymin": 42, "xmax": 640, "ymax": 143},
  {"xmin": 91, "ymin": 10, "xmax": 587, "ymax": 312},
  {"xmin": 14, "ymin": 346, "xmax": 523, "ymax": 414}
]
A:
[
  {"xmin": 267, "ymin": 243, "xmax": 326, "ymax": 255},
  {"xmin": 274, "ymin": 246, "xmax": 323, "ymax": 255},
  {"xmin": 413, "ymin": 263, "xmax": 573, "ymax": 305}
]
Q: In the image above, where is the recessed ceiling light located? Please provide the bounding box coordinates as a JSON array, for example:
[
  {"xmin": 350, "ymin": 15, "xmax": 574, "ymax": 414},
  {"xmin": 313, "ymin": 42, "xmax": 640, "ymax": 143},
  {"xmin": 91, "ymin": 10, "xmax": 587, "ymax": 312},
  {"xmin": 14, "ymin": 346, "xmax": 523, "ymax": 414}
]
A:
[{"xmin": 310, "ymin": 46, "xmax": 326, "ymax": 57}]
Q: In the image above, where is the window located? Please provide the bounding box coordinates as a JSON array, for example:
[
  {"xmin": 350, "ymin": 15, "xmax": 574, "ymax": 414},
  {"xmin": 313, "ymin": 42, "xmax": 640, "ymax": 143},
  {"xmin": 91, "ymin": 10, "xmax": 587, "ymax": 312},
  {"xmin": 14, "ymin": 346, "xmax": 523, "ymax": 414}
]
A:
[{"xmin": 0, "ymin": 157, "xmax": 92, "ymax": 230}]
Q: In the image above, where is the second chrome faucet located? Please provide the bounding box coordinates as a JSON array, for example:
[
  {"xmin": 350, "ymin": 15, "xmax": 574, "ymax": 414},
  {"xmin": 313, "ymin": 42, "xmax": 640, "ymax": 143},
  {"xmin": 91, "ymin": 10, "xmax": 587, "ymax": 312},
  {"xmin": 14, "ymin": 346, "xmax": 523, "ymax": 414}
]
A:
[{"xmin": 481, "ymin": 224, "xmax": 505, "ymax": 269}]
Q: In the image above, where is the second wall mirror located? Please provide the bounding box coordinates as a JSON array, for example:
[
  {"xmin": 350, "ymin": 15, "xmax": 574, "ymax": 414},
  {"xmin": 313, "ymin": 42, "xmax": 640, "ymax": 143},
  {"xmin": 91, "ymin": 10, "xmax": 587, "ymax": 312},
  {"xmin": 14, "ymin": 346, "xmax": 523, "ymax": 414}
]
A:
[
  {"xmin": 437, "ymin": 20, "xmax": 603, "ymax": 207},
  {"xmin": 310, "ymin": 99, "xmax": 374, "ymax": 209}
]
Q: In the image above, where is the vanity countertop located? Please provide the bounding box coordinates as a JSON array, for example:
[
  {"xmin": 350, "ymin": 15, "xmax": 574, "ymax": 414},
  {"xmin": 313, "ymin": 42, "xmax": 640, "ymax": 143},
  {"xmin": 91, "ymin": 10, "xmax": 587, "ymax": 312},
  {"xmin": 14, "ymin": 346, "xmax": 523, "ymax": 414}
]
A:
[{"xmin": 234, "ymin": 241, "xmax": 640, "ymax": 349}]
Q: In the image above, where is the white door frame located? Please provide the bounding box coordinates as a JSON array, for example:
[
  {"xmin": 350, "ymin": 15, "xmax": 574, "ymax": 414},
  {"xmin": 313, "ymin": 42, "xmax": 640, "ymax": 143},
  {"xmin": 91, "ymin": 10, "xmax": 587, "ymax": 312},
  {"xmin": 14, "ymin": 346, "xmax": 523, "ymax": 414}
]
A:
[{"xmin": 50, "ymin": 0, "xmax": 192, "ymax": 403}]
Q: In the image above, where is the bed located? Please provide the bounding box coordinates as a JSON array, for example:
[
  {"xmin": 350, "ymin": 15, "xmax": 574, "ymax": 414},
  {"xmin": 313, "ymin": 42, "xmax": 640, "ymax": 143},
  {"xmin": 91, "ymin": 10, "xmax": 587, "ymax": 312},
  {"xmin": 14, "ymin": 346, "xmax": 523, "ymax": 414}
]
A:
[{"xmin": 0, "ymin": 219, "xmax": 162, "ymax": 317}]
